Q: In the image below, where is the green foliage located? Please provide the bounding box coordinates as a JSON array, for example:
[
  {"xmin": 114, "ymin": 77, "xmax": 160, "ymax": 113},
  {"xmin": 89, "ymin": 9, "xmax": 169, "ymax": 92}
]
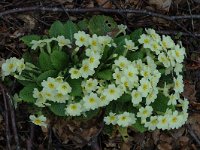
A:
[
  {"xmin": 19, "ymin": 84, "xmax": 37, "ymax": 103},
  {"xmin": 37, "ymin": 70, "xmax": 58, "ymax": 83},
  {"xmin": 117, "ymin": 94, "xmax": 132, "ymax": 103},
  {"xmin": 130, "ymin": 28, "xmax": 143, "ymax": 45},
  {"xmin": 67, "ymin": 79, "xmax": 82, "ymax": 96},
  {"xmin": 22, "ymin": 52, "xmax": 34, "ymax": 63},
  {"xmin": 126, "ymin": 49, "xmax": 145, "ymax": 61},
  {"xmin": 77, "ymin": 19, "xmax": 89, "ymax": 31},
  {"xmin": 49, "ymin": 102, "xmax": 67, "ymax": 116},
  {"xmin": 151, "ymin": 93, "xmax": 169, "ymax": 113},
  {"xmin": 50, "ymin": 51, "xmax": 69, "ymax": 70},
  {"xmin": 39, "ymin": 51, "xmax": 54, "ymax": 71},
  {"xmin": 49, "ymin": 21, "xmax": 65, "ymax": 37},
  {"xmin": 114, "ymin": 35, "xmax": 129, "ymax": 55},
  {"xmin": 131, "ymin": 119, "xmax": 147, "ymax": 133},
  {"xmin": 96, "ymin": 69, "xmax": 113, "ymax": 80},
  {"xmin": 20, "ymin": 35, "xmax": 40, "ymax": 47},
  {"xmin": 88, "ymin": 15, "xmax": 118, "ymax": 35},
  {"xmin": 63, "ymin": 21, "xmax": 78, "ymax": 42}
]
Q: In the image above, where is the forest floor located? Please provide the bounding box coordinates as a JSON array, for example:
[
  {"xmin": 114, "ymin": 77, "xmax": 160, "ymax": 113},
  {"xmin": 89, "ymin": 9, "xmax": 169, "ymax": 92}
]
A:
[{"xmin": 0, "ymin": 0, "xmax": 200, "ymax": 149}]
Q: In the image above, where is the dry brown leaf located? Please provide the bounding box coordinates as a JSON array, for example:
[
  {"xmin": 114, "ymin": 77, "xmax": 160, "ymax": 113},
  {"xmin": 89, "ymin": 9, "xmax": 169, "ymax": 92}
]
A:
[
  {"xmin": 149, "ymin": 0, "xmax": 172, "ymax": 12},
  {"xmin": 157, "ymin": 142, "xmax": 172, "ymax": 150},
  {"xmin": 17, "ymin": 14, "xmax": 36, "ymax": 30},
  {"xmin": 159, "ymin": 134, "xmax": 173, "ymax": 144},
  {"xmin": 182, "ymin": 81, "xmax": 196, "ymax": 101},
  {"xmin": 190, "ymin": 101, "xmax": 200, "ymax": 110},
  {"xmin": 152, "ymin": 130, "xmax": 160, "ymax": 145},
  {"xmin": 188, "ymin": 113, "xmax": 200, "ymax": 123},
  {"xmin": 178, "ymin": 136, "xmax": 189, "ymax": 147},
  {"xmin": 96, "ymin": 0, "xmax": 112, "ymax": 8}
]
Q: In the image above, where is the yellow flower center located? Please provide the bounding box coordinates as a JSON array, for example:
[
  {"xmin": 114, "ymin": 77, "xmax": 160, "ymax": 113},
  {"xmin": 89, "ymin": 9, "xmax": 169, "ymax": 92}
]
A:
[
  {"xmin": 83, "ymin": 65, "xmax": 89, "ymax": 72},
  {"xmin": 71, "ymin": 105, "xmax": 77, "ymax": 110},
  {"xmin": 8, "ymin": 63, "xmax": 14, "ymax": 70},
  {"xmin": 80, "ymin": 37, "xmax": 85, "ymax": 42},
  {"xmin": 109, "ymin": 89, "xmax": 115, "ymax": 95},
  {"xmin": 121, "ymin": 116, "xmax": 127, "ymax": 121},
  {"xmin": 128, "ymin": 72, "xmax": 133, "ymax": 77},
  {"xmin": 89, "ymin": 98, "xmax": 95, "ymax": 103},
  {"xmin": 48, "ymin": 83, "xmax": 55, "ymax": 89},
  {"xmin": 34, "ymin": 119, "xmax": 42, "ymax": 125}
]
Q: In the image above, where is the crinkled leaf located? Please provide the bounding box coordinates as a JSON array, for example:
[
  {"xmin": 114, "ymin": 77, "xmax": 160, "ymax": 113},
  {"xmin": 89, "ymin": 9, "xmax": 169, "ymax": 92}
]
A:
[
  {"xmin": 118, "ymin": 127, "xmax": 129, "ymax": 141},
  {"xmin": 89, "ymin": 15, "xmax": 118, "ymax": 35},
  {"xmin": 49, "ymin": 102, "xmax": 66, "ymax": 116},
  {"xmin": 19, "ymin": 84, "xmax": 37, "ymax": 103},
  {"xmin": 131, "ymin": 119, "xmax": 147, "ymax": 133},
  {"xmin": 50, "ymin": 51, "xmax": 69, "ymax": 70},
  {"xmin": 130, "ymin": 28, "xmax": 143, "ymax": 45},
  {"xmin": 20, "ymin": 35, "xmax": 40, "ymax": 47},
  {"xmin": 77, "ymin": 19, "xmax": 89, "ymax": 31},
  {"xmin": 117, "ymin": 94, "xmax": 131, "ymax": 102},
  {"xmin": 63, "ymin": 21, "xmax": 78, "ymax": 42},
  {"xmin": 22, "ymin": 52, "xmax": 34, "ymax": 63},
  {"xmin": 49, "ymin": 21, "xmax": 65, "ymax": 37},
  {"xmin": 67, "ymin": 79, "xmax": 82, "ymax": 96},
  {"xmin": 39, "ymin": 51, "xmax": 54, "ymax": 71},
  {"xmin": 151, "ymin": 92, "xmax": 169, "ymax": 113},
  {"xmin": 37, "ymin": 70, "xmax": 58, "ymax": 83},
  {"xmin": 96, "ymin": 69, "xmax": 113, "ymax": 80},
  {"xmin": 114, "ymin": 35, "xmax": 129, "ymax": 55},
  {"xmin": 126, "ymin": 50, "xmax": 145, "ymax": 61}
]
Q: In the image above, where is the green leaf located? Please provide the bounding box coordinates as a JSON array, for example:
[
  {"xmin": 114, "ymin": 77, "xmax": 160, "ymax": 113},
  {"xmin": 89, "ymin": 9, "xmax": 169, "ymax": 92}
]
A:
[
  {"xmin": 20, "ymin": 35, "xmax": 40, "ymax": 47},
  {"xmin": 118, "ymin": 127, "xmax": 129, "ymax": 141},
  {"xmin": 39, "ymin": 51, "xmax": 54, "ymax": 71},
  {"xmin": 131, "ymin": 119, "xmax": 147, "ymax": 133},
  {"xmin": 22, "ymin": 52, "xmax": 33, "ymax": 63},
  {"xmin": 117, "ymin": 94, "xmax": 131, "ymax": 102},
  {"xmin": 49, "ymin": 102, "xmax": 66, "ymax": 116},
  {"xmin": 49, "ymin": 21, "xmax": 65, "ymax": 37},
  {"xmin": 37, "ymin": 70, "xmax": 58, "ymax": 83},
  {"xmin": 63, "ymin": 21, "xmax": 78, "ymax": 42},
  {"xmin": 67, "ymin": 79, "xmax": 82, "ymax": 96},
  {"xmin": 103, "ymin": 125, "xmax": 114, "ymax": 135},
  {"xmin": 96, "ymin": 69, "xmax": 113, "ymax": 80},
  {"xmin": 19, "ymin": 85, "xmax": 37, "ymax": 103},
  {"xmin": 151, "ymin": 92, "xmax": 169, "ymax": 113},
  {"xmin": 126, "ymin": 50, "xmax": 145, "ymax": 61},
  {"xmin": 114, "ymin": 35, "xmax": 129, "ymax": 55},
  {"xmin": 130, "ymin": 28, "xmax": 143, "ymax": 45},
  {"xmin": 88, "ymin": 15, "xmax": 118, "ymax": 35},
  {"xmin": 50, "ymin": 51, "xmax": 69, "ymax": 70},
  {"xmin": 77, "ymin": 19, "xmax": 89, "ymax": 31},
  {"xmin": 84, "ymin": 109, "xmax": 99, "ymax": 120}
]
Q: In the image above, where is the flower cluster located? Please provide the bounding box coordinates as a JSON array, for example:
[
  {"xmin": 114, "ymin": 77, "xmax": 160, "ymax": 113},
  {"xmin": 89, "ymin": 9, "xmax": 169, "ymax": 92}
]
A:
[
  {"xmin": 30, "ymin": 35, "xmax": 71, "ymax": 51},
  {"xmin": 69, "ymin": 31, "xmax": 116, "ymax": 79},
  {"xmin": 1, "ymin": 57, "xmax": 25, "ymax": 77},
  {"xmin": 33, "ymin": 77, "xmax": 72, "ymax": 107},
  {"xmin": 1, "ymin": 20, "xmax": 188, "ymax": 132}
]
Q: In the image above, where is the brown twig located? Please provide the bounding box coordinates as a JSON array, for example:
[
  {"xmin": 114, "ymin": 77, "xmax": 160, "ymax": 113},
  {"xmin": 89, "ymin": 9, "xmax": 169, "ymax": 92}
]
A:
[
  {"xmin": 187, "ymin": 124, "xmax": 200, "ymax": 146},
  {"xmin": 0, "ymin": 86, "xmax": 11, "ymax": 150},
  {"xmin": 158, "ymin": 30, "xmax": 200, "ymax": 37},
  {"xmin": 0, "ymin": 82, "xmax": 21, "ymax": 150},
  {"xmin": 27, "ymin": 123, "xmax": 34, "ymax": 150},
  {"xmin": 1, "ymin": 7, "xmax": 200, "ymax": 20},
  {"xmin": 6, "ymin": 91, "xmax": 21, "ymax": 150}
]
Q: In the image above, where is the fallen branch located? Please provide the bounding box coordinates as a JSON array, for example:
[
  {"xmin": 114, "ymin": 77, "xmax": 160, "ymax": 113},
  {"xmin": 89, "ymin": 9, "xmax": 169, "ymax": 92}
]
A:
[
  {"xmin": 0, "ymin": 82, "xmax": 20, "ymax": 150},
  {"xmin": 6, "ymin": 92, "xmax": 20, "ymax": 150},
  {"xmin": 187, "ymin": 124, "xmax": 200, "ymax": 146},
  {"xmin": 1, "ymin": 7, "xmax": 200, "ymax": 21},
  {"xmin": 0, "ymin": 85, "xmax": 11, "ymax": 150}
]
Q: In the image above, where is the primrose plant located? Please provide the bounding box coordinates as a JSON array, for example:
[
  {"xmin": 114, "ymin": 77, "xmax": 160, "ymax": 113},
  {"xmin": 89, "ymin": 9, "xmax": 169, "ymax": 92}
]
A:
[{"xmin": 1, "ymin": 15, "xmax": 188, "ymax": 133}]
